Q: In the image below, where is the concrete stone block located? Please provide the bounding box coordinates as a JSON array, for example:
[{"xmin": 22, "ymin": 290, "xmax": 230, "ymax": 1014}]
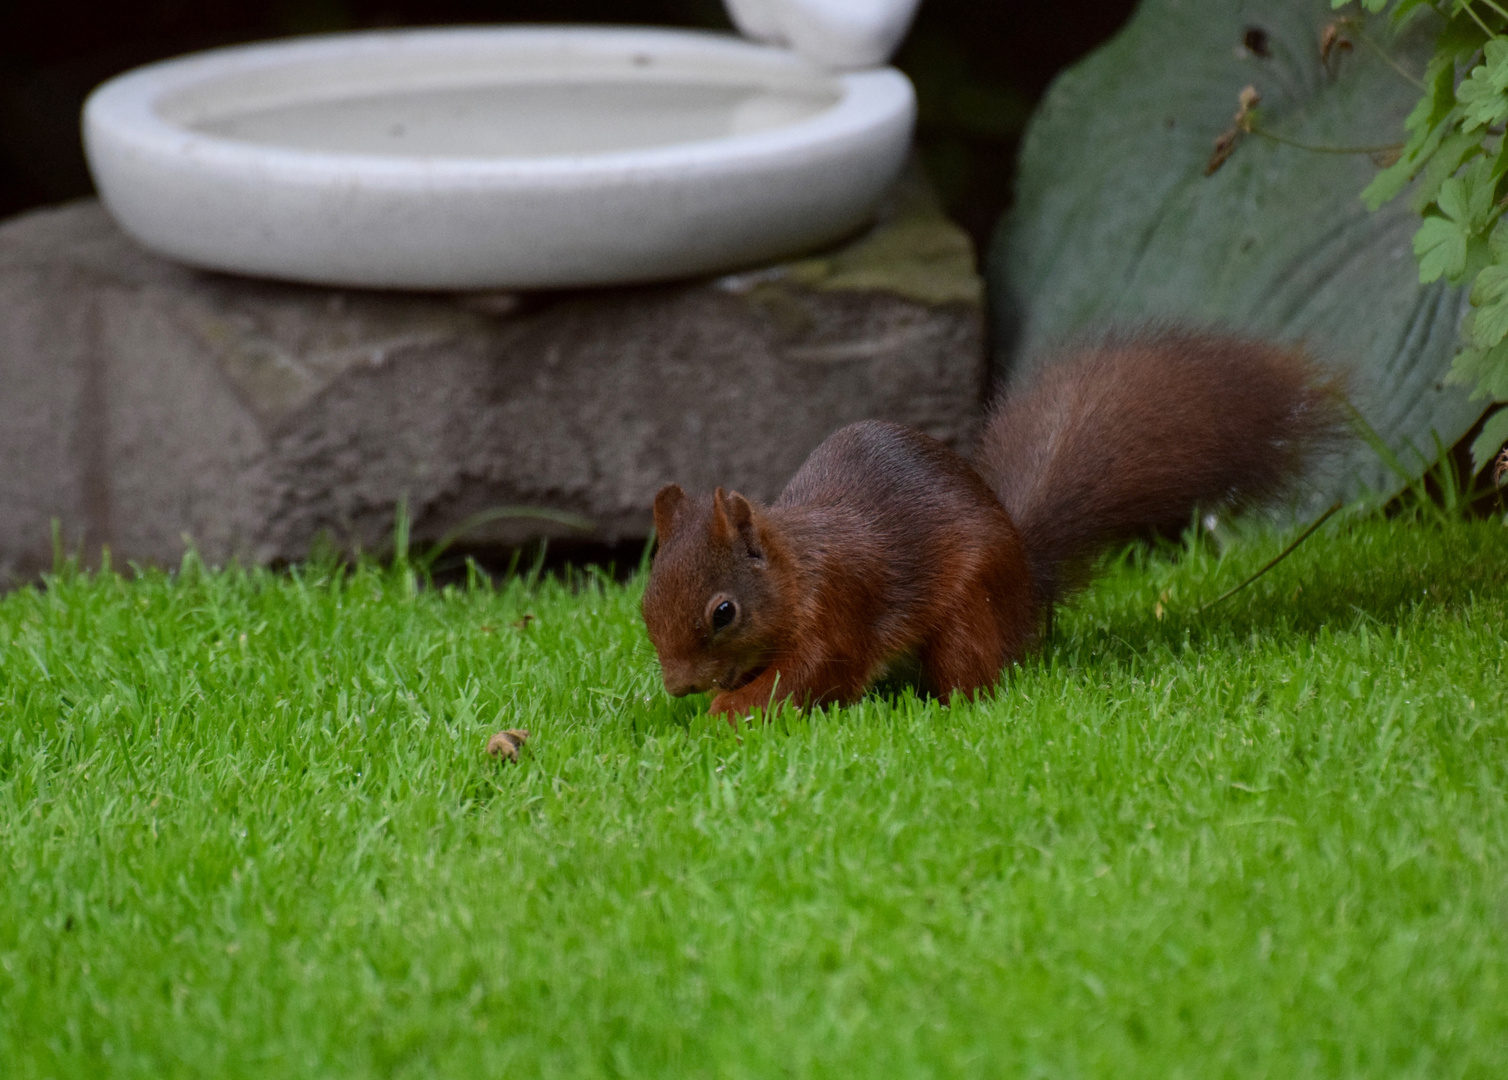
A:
[{"xmin": 0, "ymin": 171, "xmax": 984, "ymax": 585}]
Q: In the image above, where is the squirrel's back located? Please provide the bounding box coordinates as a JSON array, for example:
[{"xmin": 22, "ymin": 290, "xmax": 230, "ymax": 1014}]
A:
[
  {"xmin": 975, "ymin": 329, "xmax": 1346, "ymax": 608},
  {"xmin": 771, "ymin": 418, "xmax": 1034, "ymax": 639}
]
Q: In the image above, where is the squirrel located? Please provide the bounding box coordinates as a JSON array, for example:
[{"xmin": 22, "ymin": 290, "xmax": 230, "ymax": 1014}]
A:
[{"xmin": 641, "ymin": 329, "xmax": 1346, "ymax": 719}]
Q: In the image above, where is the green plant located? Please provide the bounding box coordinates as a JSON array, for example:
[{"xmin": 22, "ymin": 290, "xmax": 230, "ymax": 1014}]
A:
[{"xmin": 1334, "ymin": 0, "xmax": 1508, "ymax": 472}]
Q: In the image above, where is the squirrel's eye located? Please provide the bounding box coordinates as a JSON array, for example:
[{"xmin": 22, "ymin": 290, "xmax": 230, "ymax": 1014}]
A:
[{"xmin": 711, "ymin": 600, "xmax": 737, "ymax": 632}]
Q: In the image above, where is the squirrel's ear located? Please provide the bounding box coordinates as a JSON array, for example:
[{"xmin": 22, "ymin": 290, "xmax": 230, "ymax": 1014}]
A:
[
  {"xmin": 717, "ymin": 489, "xmax": 764, "ymax": 561},
  {"xmin": 653, "ymin": 483, "xmax": 686, "ymax": 542}
]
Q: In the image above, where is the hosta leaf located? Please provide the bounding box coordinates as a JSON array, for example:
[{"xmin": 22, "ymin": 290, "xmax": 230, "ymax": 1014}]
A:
[{"xmin": 991, "ymin": 0, "xmax": 1484, "ymax": 510}]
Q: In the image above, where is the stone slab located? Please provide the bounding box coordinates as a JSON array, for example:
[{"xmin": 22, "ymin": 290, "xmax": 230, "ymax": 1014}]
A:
[{"xmin": 0, "ymin": 169, "xmax": 984, "ymax": 585}]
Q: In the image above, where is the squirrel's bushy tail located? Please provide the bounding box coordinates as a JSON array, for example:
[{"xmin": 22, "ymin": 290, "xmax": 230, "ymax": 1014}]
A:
[{"xmin": 975, "ymin": 329, "xmax": 1346, "ymax": 609}]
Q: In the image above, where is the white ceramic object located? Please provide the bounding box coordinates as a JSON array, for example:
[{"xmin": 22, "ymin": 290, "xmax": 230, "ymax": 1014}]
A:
[
  {"xmin": 82, "ymin": 26, "xmax": 915, "ymax": 289},
  {"xmin": 725, "ymin": 0, "xmax": 921, "ymax": 70}
]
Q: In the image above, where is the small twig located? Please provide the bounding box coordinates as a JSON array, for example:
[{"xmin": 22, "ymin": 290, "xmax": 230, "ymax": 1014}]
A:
[
  {"xmin": 1461, "ymin": 1, "xmax": 1496, "ymax": 39},
  {"xmin": 1199, "ymin": 502, "xmax": 1343, "ymax": 613},
  {"xmin": 1247, "ymin": 124, "xmax": 1403, "ymax": 156},
  {"xmin": 1480, "ymin": 0, "xmax": 1508, "ymax": 25},
  {"xmin": 1207, "ymin": 79, "xmax": 1400, "ymax": 174},
  {"xmin": 1206, "ymin": 85, "xmax": 1263, "ymax": 175},
  {"xmin": 1348, "ymin": 22, "xmax": 1428, "ymax": 91},
  {"xmin": 1321, "ymin": 21, "xmax": 1354, "ymax": 65}
]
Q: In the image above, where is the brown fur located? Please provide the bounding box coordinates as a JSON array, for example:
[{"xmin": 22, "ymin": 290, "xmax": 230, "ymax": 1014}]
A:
[
  {"xmin": 642, "ymin": 330, "xmax": 1345, "ymax": 720},
  {"xmin": 976, "ymin": 329, "xmax": 1346, "ymax": 609}
]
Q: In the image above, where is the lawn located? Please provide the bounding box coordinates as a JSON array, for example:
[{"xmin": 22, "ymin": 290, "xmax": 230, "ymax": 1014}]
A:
[{"xmin": 2, "ymin": 512, "xmax": 1506, "ymax": 1078}]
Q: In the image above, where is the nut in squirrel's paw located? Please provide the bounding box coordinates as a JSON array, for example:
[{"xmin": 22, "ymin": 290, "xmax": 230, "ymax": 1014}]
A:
[{"xmin": 485, "ymin": 729, "xmax": 530, "ymax": 762}]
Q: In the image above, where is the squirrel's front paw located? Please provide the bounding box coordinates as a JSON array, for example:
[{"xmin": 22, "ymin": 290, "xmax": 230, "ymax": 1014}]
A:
[
  {"xmin": 711, "ymin": 690, "xmax": 777, "ymax": 727},
  {"xmin": 708, "ymin": 692, "xmax": 746, "ymax": 725}
]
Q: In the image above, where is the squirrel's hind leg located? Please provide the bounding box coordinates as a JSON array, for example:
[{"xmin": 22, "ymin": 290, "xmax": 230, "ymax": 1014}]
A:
[
  {"xmin": 919, "ymin": 554, "xmax": 1038, "ymax": 704},
  {"xmin": 918, "ymin": 607, "xmax": 1011, "ymax": 702}
]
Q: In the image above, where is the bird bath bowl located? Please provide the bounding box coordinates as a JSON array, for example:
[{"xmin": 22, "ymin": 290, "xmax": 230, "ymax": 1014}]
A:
[{"xmin": 82, "ymin": 26, "xmax": 916, "ymax": 289}]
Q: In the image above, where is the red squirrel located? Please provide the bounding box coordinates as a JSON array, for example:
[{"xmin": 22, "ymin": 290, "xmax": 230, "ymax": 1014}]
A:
[{"xmin": 641, "ymin": 329, "xmax": 1345, "ymax": 718}]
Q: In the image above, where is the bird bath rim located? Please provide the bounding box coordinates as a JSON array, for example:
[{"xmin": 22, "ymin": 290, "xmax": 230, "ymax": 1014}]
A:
[
  {"xmin": 82, "ymin": 26, "xmax": 916, "ymax": 289},
  {"xmin": 86, "ymin": 26, "xmax": 908, "ymax": 178}
]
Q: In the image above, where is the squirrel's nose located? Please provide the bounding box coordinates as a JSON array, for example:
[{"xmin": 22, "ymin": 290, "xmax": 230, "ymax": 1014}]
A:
[{"xmin": 662, "ymin": 665, "xmax": 696, "ymax": 697}]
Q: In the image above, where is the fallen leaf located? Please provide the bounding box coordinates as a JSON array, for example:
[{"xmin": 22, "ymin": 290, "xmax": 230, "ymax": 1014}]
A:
[{"xmin": 486, "ymin": 729, "xmax": 531, "ymax": 762}]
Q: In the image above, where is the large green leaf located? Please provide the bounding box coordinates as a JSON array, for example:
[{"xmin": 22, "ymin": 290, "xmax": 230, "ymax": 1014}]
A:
[{"xmin": 989, "ymin": 0, "xmax": 1487, "ymax": 509}]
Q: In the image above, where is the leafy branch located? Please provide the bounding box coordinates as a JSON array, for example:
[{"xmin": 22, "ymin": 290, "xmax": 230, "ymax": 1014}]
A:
[{"xmin": 1333, "ymin": 0, "xmax": 1508, "ymax": 472}]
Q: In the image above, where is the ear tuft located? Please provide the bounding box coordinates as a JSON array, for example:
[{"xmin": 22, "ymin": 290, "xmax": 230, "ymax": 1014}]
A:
[
  {"xmin": 710, "ymin": 487, "xmax": 732, "ymax": 541},
  {"xmin": 653, "ymin": 484, "xmax": 686, "ymax": 542}
]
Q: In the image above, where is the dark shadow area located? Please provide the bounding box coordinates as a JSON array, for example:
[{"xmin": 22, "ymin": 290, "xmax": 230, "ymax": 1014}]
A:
[
  {"xmin": 1410, "ymin": 405, "xmax": 1508, "ymax": 519},
  {"xmin": 1044, "ymin": 518, "xmax": 1508, "ymax": 674},
  {"xmin": 427, "ymin": 537, "xmax": 654, "ymax": 588}
]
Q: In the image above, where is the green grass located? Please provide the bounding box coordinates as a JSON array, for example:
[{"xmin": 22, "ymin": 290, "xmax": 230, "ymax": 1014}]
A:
[{"xmin": 2, "ymin": 514, "xmax": 1507, "ymax": 1078}]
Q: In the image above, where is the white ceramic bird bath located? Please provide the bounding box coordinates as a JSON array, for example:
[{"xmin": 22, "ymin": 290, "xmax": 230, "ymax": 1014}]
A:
[{"xmin": 81, "ymin": 4, "xmax": 918, "ymax": 290}]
